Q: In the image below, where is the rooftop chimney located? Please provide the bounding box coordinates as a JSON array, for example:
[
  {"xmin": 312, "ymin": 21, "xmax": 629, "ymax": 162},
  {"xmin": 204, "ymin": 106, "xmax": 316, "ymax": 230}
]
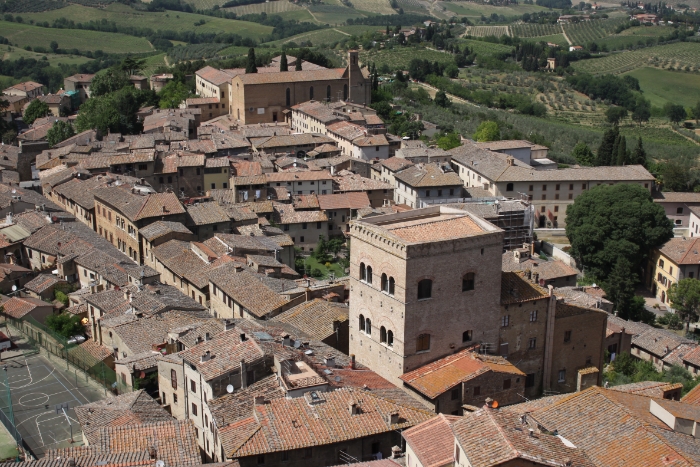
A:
[
  {"xmin": 68, "ymin": 459, "xmax": 76, "ymax": 467},
  {"xmin": 148, "ymin": 446, "xmax": 157, "ymax": 459},
  {"xmin": 283, "ymin": 335, "xmax": 291, "ymax": 347},
  {"xmin": 240, "ymin": 333, "xmax": 247, "ymax": 342},
  {"xmin": 223, "ymin": 319, "xmax": 235, "ymax": 331},
  {"xmin": 254, "ymin": 395, "xmax": 266, "ymax": 405},
  {"xmin": 348, "ymin": 400, "xmax": 359, "ymax": 415},
  {"xmin": 391, "ymin": 446, "xmax": 402, "ymax": 459},
  {"xmin": 386, "ymin": 411, "xmax": 400, "ymax": 425},
  {"xmin": 200, "ymin": 350, "xmax": 211, "ymax": 363},
  {"xmin": 324, "ymin": 355, "xmax": 335, "ymax": 368},
  {"xmin": 350, "ymin": 354, "xmax": 356, "ymax": 370},
  {"xmin": 240, "ymin": 359, "xmax": 248, "ymax": 389}
]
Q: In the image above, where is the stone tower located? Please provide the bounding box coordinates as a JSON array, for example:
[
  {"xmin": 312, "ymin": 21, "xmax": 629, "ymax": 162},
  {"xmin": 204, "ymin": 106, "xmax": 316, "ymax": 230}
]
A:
[
  {"xmin": 348, "ymin": 206, "xmax": 505, "ymax": 386},
  {"xmin": 346, "ymin": 50, "xmax": 370, "ymax": 105}
]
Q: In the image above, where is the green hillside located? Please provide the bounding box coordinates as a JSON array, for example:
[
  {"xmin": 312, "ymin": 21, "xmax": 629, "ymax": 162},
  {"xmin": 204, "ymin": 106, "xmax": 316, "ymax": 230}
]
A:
[{"xmin": 0, "ymin": 21, "xmax": 153, "ymax": 54}]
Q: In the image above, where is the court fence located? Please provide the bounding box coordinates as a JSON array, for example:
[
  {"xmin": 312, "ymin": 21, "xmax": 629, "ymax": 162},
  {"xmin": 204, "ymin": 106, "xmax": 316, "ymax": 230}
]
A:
[
  {"xmin": 2, "ymin": 314, "xmax": 133, "ymax": 396},
  {"xmin": 0, "ymin": 360, "xmax": 33, "ymax": 461}
]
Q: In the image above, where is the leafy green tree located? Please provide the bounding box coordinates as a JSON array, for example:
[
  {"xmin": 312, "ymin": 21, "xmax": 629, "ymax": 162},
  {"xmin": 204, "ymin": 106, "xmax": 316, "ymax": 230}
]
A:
[
  {"xmin": 91, "ymin": 68, "xmax": 130, "ymax": 97},
  {"xmin": 605, "ymin": 105, "xmax": 627, "ymax": 125},
  {"xmin": 668, "ymin": 278, "xmax": 700, "ymax": 330},
  {"xmin": 76, "ymin": 87, "xmax": 152, "ymax": 134},
  {"xmin": 120, "ymin": 57, "xmax": 146, "ymax": 77},
  {"xmin": 472, "ymin": 121, "xmax": 499, "ymax": 142},
  {"xmin": 46, "ymin": 120, "xmax": 75, "ymax": 147},
  {"xmin": 632, "ymin": 137, "xmax": 646, "ymax": 166},
  {"xmin": 23, "ymin": 99, "xmax": 49, "ymax": 125},
  {"xmin": 596, "ymin": 126, "xmax": 618, "ymax": 166},
  {"xmin": 693, "ymin": 100, "xmax": 700, "ymax": 124},
  {"xmin": 295, "ymin": 57, "xmax": 302, "ymax": 71},
  {"xmin": 572, "ymin": 142, "xmax": 595, "ymax": 166},
  {"xmin": 665, "ymin": 103, "xmax": 687, "ymax": 124},
  {"xmin": 436, "ymin": 132, "xmax": 461, "ymax": 150},
  {"xmin": 661, "ymin": 161, "xmax": 692, "ymax": 192},
  {"xmin": 50, "ymin": 40, "xmax": 58, "ymax": 53},
  {"xmin": 2, "ymin": 130, "xmax": 16, "ymax": 145},
  {"xmin": 434, "ymin": 90, "xmax": 450, "ymax": 108},
  {"xmin": 565, "ymin": 184, "xmax": 673, "ymax": 283},
  {"xmin": 246, "ymin": 48, "xmax": 258, "ymax": 74},
  {"xmin": 327, "ymin": 237, "xmax": 344, "ymax": 255},
  {"xmin": 632, "ymin": 97, "xmax": 651, "ymax": 126},
  {"xmin": 444, "ymin": 63, "xmax": 459, "ymax": 78},
  {"xmin": 280, "ymin": 51, "xmax": 288, "ymax": 72},
  {"xmin": 604, "ymin": 257, "xmax": 637, "ymax": 317},
  {"xmin": 158, "ymin": 81, "xmax": 192, "ymax": 109},
  {"xmin": 46, "ymin": 313, "xmax": 84, "ymax": 339}
]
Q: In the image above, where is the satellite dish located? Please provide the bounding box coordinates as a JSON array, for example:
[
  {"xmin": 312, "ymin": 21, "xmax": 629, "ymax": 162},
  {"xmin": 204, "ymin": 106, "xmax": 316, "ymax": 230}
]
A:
[
  {"xmin": 226, "ymin": 384, "xmax": 234, "ymax": 394},
  {"xmin": 11, "ymin": 285, "xmax": 16, "ymax": 292}
]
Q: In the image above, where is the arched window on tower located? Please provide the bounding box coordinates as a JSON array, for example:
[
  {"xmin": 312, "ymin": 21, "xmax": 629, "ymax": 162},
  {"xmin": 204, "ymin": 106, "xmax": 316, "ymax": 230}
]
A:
[
  {"xmin": 381, "ymin": 274, "xmax": 388, "ymax": 292},
  {"xmin": 366, "ymin": 266, "xmax": 373, "ymax": 284},
  {"xmin": 387, "ymin": 330, "xmax": 394, "ymax": 347},
  {"xmin": 389, "ymin": 277, "xmax": 395, "ymax": 295},
  {"xmin": 360, "ymin": 262, "xmax": 366, "ymax": 281},
  {"xmin": 365, "ymin": 318, "xmax": 372, "ymax": 335},
  {"xmin": 380, "ymin": 326, "xmax": 387, "ymax": 344},
  {"xmin": 359, "ymin": 314, "xmax": 365, "ymax": 331}
]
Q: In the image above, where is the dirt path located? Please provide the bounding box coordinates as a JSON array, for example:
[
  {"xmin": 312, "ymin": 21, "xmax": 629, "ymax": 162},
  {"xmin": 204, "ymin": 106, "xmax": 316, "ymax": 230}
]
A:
[
  {"xmin": 413, "ymin": 81, "xmax": 478, "ymax": 107},
  {"xmin": 561, "ymin": 24, "xmax": 572, "ymax": 46},
  {"xmin": 307, "ymin": 8, "xmax": 320, "ymax": 23},
  {"xmin": 333, "ymin": 28, "xmax": 351, "ymax": 36}
]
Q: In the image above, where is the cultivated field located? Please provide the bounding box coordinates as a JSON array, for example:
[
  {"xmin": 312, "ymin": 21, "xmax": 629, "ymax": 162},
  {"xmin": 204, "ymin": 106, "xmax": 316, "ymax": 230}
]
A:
[
  {"xmin": 223, "ymin": 1, "xmax": 313, "ymax": 21},
  {"xmin": 562, "ymin": 17, "xmax": 628, "ymax": 45},
  {"xmin": 0, "ymin": 21, "xmax": 153, "ymax": 54},
  {"xmin": 440, "ymin": 1, "xmax": 549, "ymax": 17},
  {"xmin": 395, "ymin": 0, "xmax": 430, "ymax": 14},
  {"xmin": 0, "ymin": 44, "xmax": 93, "ymax": 67},
  {"xmin": 360, "ymin": 47, "xmax": 458, "ymax": 71},
  {"xmin": 350, "ymin": 0, "xmax": 396, "ymax": 15},
  {"xmin": 572, "ymin": 42, "xmax": 700, "ymax": 75},
  {"xmin": 17, "ymin": 4, "xmax": 274, "ymax": 39},
  {"xmin": 624, "ymin": 67, "xmax": 700, "ymax": 107},
  {"xmin": 510, "ymin": 23, "xmax": 562, "ymax": 38},
  {"xmin": 307, "ymin": 4, "xmax": 366, "ymax": 24},
  {"xmin": 456, "ymin": 38, "xmax": 513, "ymax": 55},
  {"xmin": 463, "ymin": 25, "xmax": 510, "ymax": 37},
  {"xmin": 593, "ymin": 25, "xmax": 680, "ymax": 50}
]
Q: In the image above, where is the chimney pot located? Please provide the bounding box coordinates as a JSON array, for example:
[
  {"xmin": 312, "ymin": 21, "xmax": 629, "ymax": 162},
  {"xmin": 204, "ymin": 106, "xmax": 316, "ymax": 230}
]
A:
[{"xmin": 350, "ymin": 354, "xmax": 356, "ymax": 370}]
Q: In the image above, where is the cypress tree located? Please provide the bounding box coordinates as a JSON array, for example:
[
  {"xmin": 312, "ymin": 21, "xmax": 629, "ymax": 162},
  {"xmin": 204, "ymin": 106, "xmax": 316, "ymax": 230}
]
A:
[
  {"xmin": 295, "ymin": 57, "xmax": 303, "ymax": 71},
  {"xmin": 611, "ymin": 134, "xmax": 620, "ymax": 165},
  {"xmin": 245, "ymin": 48, "xmax": 257, "ymax": 74},
  {"xmin": 633, "ymin": 137, "xmax": 647, "ymax": 166},
  {"xmin": 280, "ymin": 51, "xmax": 288, "ymax": 72},
  {"xmin": 616, "ymin": 135, "xmax": 628, "ymax": 166},
  {"xmin": 596, "ymin": 127, "xmax": 618, "ymax": 166}
]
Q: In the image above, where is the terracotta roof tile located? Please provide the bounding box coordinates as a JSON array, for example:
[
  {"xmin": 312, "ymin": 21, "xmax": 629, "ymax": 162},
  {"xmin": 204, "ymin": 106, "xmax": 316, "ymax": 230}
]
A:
[
  {"xmin": 402, "ymin": 414, "xmax": 462, "ymax": 467},
  {"xmin": 75, "ymin": 390, "xmax": 172, "ymax": 444},
  {"xmin": 229, "ymin": 387, "xmax": 433, "ymax": 458},
  {"xmin": 318, "ymin": 192, "xmax": 371, "ymax": 210},
  {"xmin": 524, "ymin": 387, "xmax": 700, "ymax": 467},
  {"xmin": 271, "ymin": 299, "xmax": 348, "ymax": 342},
  {"xmin": 453, "ymin": 407, "xmax": 595, "ymax": 467},
  {"xmin": 400, "ymin": 349, "xmax": 523, "ymax": 399},
  {"xmin": 208, "ymin": 265, "xmax": 289, "ymax": 318},
  {"xmin": 236, "ymin": 68, "xmax": 345, "ymax": 85},
  {"xmin": 659, "ymin": 238, "xmax": 700, "ymax": 265}
]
